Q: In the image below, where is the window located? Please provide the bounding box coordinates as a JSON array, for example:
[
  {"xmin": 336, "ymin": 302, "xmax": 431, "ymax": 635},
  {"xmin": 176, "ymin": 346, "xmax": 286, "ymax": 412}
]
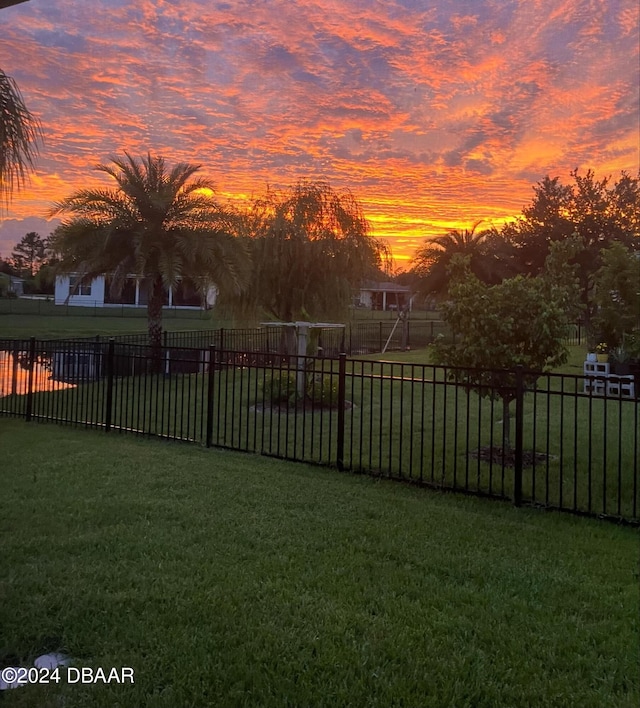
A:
[{"xmin": 69, "ymin": 275, "xmax": 92, "ymax": 297}]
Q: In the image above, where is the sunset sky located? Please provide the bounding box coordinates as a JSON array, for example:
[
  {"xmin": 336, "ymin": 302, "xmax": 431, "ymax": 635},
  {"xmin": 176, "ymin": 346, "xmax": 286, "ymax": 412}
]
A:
[{"xmin": 0, "ymin": 0, "xmax": 638, "ymax": 265}]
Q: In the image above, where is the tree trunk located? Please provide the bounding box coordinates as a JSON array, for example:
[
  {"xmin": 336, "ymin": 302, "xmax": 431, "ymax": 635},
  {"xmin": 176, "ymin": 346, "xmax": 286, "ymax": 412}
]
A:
[{"xmin": 147, "ymin": 277, "xmax": 164, "ymax": 373}]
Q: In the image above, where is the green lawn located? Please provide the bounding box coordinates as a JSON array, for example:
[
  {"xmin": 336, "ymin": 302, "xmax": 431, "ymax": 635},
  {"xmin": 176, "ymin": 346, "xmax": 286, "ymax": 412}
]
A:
[
  {"xmin": 362, "ymin": 343, "xmax": 589, "ymax": 373},
  {"xmin": 0, "ymin": 420, "xmax": 638, "ymax": 708},
  {"xmin": 0, "ymin": 298, "xmax": 227, "ymax": 339}
]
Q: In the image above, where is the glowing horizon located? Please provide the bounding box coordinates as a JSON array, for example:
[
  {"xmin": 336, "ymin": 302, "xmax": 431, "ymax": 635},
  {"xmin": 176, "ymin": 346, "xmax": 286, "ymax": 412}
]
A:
[{"xmin": 0, "ymin": 0, "xmax": 638, "ymax": 267}]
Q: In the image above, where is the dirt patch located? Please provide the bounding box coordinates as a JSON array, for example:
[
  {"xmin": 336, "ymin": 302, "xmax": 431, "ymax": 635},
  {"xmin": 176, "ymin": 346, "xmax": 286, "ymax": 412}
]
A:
[{"xmin": 469, "ymin": 446, "xmax": 550, "ymax": 468}]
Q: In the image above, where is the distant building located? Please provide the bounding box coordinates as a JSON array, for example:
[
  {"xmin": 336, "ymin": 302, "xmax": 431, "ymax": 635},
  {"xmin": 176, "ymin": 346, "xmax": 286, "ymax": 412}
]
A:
[
  {"xmin": 54, "ymin": 274, "xmax": 216, "ymax": 309},
  {"xmin": 7, "ymin": 275, "xmax": 25, "ymax": 296},
  {"xmin": 357, "ymin": 281, "xmax": 413, "ymax": 311}
]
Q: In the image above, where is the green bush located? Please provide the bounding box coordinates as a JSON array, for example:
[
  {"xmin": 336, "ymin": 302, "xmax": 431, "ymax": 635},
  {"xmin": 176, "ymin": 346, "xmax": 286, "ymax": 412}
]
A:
[
  {"xmin": 258, "ymin": 370, "xmax": 341, "ymax": 408},
  {"xmin": 306, "ymin": 373, "xmax": 340, "ymax": 407},
  {"xmin": 258, "ymin": 370, "xmax": 298, "ymax": 405}
]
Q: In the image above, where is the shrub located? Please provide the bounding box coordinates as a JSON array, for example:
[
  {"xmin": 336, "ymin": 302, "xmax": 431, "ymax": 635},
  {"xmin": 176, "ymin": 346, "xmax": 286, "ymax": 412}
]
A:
[
  {"xmin": 306, "ymin": 373, "xmax": 339, "ymax": 408},
  {"xmin": 258, "ymin": 370, "xmax": 298, "ymax": 405}
]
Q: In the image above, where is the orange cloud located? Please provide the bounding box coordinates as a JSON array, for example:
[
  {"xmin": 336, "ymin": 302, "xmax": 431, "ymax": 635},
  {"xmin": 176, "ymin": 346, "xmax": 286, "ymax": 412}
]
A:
[{"xmin": 0, "ymin": 0, "xmax": 637, "ymax": 266}]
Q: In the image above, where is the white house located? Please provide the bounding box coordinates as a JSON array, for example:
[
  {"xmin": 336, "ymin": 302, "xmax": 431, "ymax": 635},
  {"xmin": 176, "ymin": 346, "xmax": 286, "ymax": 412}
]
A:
[
  {"xmin": 55, "ymin": 274, "xmax": 104, "ymax": 306},
  {"xmin": 357, "ymin": 281, "xmax": 413, "ymax": 311},
  {"xmin": 54, "ymin": 274, "xmax": 216, "ymax": 309}
]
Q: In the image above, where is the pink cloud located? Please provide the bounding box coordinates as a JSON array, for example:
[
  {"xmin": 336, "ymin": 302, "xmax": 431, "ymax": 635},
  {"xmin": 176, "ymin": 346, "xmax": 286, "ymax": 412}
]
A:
[{"xmin": 0, "ymin": 0, "xmax": 637, "ymax": 262}]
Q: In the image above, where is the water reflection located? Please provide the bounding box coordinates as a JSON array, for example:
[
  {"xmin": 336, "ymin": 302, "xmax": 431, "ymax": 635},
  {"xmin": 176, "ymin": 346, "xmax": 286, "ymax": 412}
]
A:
[{"xmin": 0, "ymin": 350, "xmax": 76, "ymax": 397}]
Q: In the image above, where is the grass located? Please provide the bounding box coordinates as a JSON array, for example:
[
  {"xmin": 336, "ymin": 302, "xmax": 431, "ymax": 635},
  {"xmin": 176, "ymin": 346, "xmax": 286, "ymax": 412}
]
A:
[
  {"xmin": 0, "ymin": 298, "xmax": 227, "ymax": 339},
  {"xmin": 0, "ymin": 297, "xmax": 429, "ymax": 339},
  {"xmin": 0, "ymin": 315, "xmax": 220, "ymax": 339},
  {"xmin": 361, "ymin": 343, "xmax": 589, "ymax": 373},
  {"xmin": 0, "ymin": 419, "xmax": 638, "ymax": 708}
]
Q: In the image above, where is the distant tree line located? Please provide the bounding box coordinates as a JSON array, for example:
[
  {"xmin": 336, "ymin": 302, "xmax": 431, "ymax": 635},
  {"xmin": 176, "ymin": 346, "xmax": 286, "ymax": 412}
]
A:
[
  {"xmin": 0, "ymin": 231, "xmax": 57, "ymax": 296},
  {"xmin": 410, "ymin": 168, "xmax": 640, "ymax": 351}
]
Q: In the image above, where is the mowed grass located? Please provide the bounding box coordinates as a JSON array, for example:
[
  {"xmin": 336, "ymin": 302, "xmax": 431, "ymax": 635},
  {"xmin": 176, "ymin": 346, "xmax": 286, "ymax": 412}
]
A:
[
  {"xmin": 1, "ymin": 420, "xmax": 638, "ymax": 708},
  {"xmin": 0, "ymin": 299, "xmax": 226, "ymax": 339},
  {"xmin": 0, "ymin": 298, "xmax": 436, "ymax": 339},
  {"xmin": 363, "ymin": 343, "xmax": 589, "ymax": 373}
]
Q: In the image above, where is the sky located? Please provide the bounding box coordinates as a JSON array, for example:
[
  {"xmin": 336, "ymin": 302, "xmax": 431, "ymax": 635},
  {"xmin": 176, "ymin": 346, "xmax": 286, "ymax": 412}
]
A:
[{"xmin": 0, "ymin": 0, "xmax": 638, "ymax": 266}]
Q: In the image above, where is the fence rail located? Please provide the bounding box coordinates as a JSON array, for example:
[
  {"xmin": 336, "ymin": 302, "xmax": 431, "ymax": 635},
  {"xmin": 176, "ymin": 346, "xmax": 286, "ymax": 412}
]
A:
[
  {"xmin": 1, "ymin": 337, "xmax": 637, "ymax": 524},
  {"xmin": 0, "ymin": 319, "xmax": 587, "ymax": 357}
]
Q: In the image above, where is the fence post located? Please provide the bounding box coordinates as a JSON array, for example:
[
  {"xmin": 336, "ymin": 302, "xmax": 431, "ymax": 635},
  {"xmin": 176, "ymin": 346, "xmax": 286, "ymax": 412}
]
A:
[
  {"xmin": 336, "ymin": 352, "xmax": 347, "ymax": 471},
  {"xmin": 11, "ymin": 340, "xmax": 19, "ymax": 396},
  {"xmin": 105, "ymin": 338, "xmax": 115, "ymax": 432},
  {"xmin": 206, "ymin": 345, "xmax": 217, "ymax": 448},
  {"xmin": 513, "ymin": 365, "xmax": 524, "ymax": 506},
  {"xmin": 25, "ymin": 337, "xmax": 36, "ymax": 422},
  {"xmin": 163, "ymin": 330, "xmax": 170, "ymax": 375},
  {"xmin": 93, "ymin": 335, "xmax": 101, "ymax": 382}
]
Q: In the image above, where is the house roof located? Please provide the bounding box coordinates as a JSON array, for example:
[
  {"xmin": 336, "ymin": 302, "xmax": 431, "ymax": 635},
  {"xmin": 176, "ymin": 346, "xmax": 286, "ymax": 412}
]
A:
[{"xmin": 361, "ymin": 281, "xmax": 411, "ymax": 293}]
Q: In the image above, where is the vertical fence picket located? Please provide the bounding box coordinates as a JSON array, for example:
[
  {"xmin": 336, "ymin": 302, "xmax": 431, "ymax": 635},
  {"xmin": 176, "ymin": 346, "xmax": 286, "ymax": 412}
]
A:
[
  {"xmin": 206, "ymin": 346, "xmax": 217, "ymax": 448},
  {"xmin": 104, "ymin": 338, "xmax": 115, "ymax": 432},
  {"xmin": 336, "ymin": 353, "xmax": 346, "ymax": 471},
  {"xmin": 11, "ymin": 340, "xmax": 19, "ymax": 397},
  {"xmin": 25, "ymin": 337, "xmax": 36, "ymax": 422},
  {"xmin": 513, "ymin": 365, "xmax": 524, "ymax": 507}
]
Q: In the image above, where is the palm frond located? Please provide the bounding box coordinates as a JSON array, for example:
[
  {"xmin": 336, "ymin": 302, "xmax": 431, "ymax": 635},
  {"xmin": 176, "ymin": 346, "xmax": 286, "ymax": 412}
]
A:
[
  {"xmin": 0, "ymin": 69, "xmax": 43, "ymax": 207},
  {"xmin": 51, "ymin": 151, "xmax": 252, "ymax": 337}
]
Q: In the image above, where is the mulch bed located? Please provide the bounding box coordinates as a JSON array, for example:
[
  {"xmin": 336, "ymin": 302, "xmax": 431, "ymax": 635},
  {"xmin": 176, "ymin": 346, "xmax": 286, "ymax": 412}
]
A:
[{"xmin": 469, "ymin": 446, "xmax": 550, "ymax": 468}]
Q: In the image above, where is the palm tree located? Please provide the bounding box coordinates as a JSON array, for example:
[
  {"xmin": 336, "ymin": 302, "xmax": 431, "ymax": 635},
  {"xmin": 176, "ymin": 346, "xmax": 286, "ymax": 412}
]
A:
[
  {"xmin": 50, "ymin": 152, "xmax": 250, "ymax": 354},
  {"xmin": 411, "ymin": 222, "xmax": 512, "ymax": 298},
  {"xmin": 0, "ymin": 68, "xmax": 42, "ymax": 207}
]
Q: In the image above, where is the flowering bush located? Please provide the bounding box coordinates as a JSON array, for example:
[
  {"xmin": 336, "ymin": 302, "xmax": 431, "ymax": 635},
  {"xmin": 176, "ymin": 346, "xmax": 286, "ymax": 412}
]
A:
[
  {"xmin": 258, "ymin": 370, "xmax": 298, "ymax": 404},
  {"xmin": 596, "ymin": 342, "xmax": 609, "ymax": 354},
  {"xmin": 306, "ymin": 374, "xmax": 339, "ymax": 407}
]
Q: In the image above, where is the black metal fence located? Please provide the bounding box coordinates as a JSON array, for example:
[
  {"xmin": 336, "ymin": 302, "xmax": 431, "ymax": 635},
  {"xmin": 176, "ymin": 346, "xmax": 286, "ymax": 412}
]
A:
[
  {"xmin": 1, "ymin": 337, "xmax": 637, "ymax": 524},
  {"xmin": 0, "ymin": 320, "xmax": 586, "ymax": 358}
]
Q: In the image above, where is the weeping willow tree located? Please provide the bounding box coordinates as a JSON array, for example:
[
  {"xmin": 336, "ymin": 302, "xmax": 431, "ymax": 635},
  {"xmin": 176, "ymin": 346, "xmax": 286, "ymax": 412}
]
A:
[
  {"xmin": 0, "ymin": 68, "xmax": 42, "ymax": 207},
  {"xmin": 221, "ymin": 181, "xmax": 389, "ymax": 331}
]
